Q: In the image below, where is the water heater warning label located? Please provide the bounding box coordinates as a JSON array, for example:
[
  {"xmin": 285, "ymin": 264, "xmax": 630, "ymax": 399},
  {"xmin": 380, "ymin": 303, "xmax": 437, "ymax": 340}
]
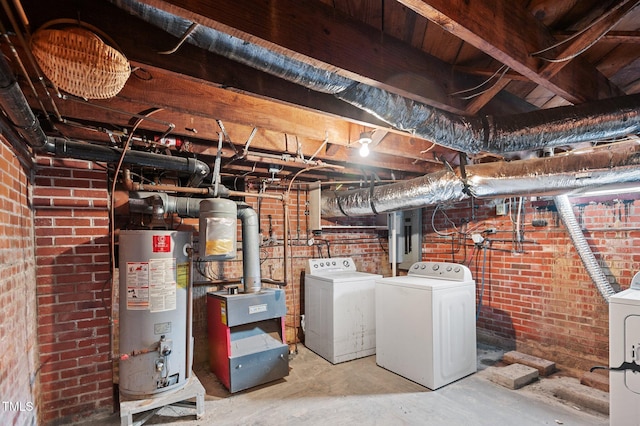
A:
[
  {"xmin": 125, "ymin": 258, "xmax": 177, "ymax": 312},
  {"xmin": 152, "ymin": 235, "xmax": 171, "ymax": 252},
  {"xmin": 149, "ymin": 258, "xmax": 177, "ymax": 313},
  {"xmin": 125, "ymin": 262, "xmax": 150, "ymax": 310}
]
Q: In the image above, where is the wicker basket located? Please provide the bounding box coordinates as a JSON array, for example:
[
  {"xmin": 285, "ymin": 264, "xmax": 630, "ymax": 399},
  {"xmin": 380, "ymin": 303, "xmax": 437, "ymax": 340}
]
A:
[{"xmin": 31, "ymin": 27, "xmax": 131, "ymax": 99}]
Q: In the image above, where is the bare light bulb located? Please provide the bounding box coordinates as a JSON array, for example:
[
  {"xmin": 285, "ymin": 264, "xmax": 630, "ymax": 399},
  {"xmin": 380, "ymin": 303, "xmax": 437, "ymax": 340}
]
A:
[{"xmin": 359, "ymin": 142, "xmax": 370, "ymax": 157}]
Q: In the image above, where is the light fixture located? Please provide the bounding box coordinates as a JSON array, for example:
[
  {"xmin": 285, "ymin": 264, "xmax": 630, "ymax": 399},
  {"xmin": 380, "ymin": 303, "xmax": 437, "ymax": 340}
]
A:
[{"xmin": 357, "ymin": 132, "xmax": 373, "ymax": 157}]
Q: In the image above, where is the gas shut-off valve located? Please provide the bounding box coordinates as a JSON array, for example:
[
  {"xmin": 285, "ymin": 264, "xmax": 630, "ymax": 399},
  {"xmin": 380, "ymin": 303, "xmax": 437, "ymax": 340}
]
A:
[{"xmin": 155, "ymin": 336, "xmax": 172, "ymax": 372}]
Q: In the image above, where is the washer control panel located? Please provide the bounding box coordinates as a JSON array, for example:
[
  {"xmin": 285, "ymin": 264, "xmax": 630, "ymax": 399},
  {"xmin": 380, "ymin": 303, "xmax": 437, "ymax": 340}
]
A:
[
  {"xmin": 407, "ymin": 261, "xmax": 472, "ymax": 281},
  {"xmin": 308, "ymin": 257, "xmax": 356, "ymax": 273}
]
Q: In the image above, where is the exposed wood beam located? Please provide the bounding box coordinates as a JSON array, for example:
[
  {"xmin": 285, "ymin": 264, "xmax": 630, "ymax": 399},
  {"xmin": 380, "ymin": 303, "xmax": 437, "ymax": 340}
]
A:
[
  {"xmin": 535, "ymin": 0, "xmax": 640, "ymax": 82},
  {"xmin": 553, "ymin": 30, "xmax": 640, "ymax": 44},
  {"xmin": 19, "ymin": 0, "xmax": 395, "ymax": 131},
  {"xmin": 464, "ymin": 78, "xmax": 512, "ymax": 115},
  {"xmin": 398, "ymin": 0, "xmax": 624, "ymax": 103}
]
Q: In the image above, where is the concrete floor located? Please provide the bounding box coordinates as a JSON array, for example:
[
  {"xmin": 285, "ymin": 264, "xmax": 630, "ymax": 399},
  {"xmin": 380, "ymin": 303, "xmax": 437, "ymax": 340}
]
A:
[{"xmin": 93, "ymin": 343, "xmax": 609, "ymax": 426}]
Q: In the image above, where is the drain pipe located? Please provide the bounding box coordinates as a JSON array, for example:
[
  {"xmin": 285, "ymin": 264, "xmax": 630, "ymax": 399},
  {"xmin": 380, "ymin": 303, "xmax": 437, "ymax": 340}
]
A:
[
  {"xmin": 46, "ymin": 137, "xmax": 210, "ymax": 186},
  {"xmin": 553, "ymin": 194, "xmax": 615, "ymax": 302}
]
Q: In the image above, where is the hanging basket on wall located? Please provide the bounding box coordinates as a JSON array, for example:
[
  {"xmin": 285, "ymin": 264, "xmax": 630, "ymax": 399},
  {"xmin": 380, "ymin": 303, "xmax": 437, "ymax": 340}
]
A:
[{"xmin": 31, "ymin": 23, "xmax": 131, "ymax": 99}]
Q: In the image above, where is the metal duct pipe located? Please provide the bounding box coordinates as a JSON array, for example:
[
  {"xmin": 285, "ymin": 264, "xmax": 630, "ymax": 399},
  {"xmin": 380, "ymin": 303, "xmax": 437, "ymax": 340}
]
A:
[
  {"xmin": 321, "ymin": 141, "xmax": 640, "ymax": 217},
  {"xmin": 553, "ymin": 194, "xmax": 615, "ymax": 302},
  {"xmin": 338, "ymin": 85, "xmax": 640, "ymax": 154},
  {"xmin": 112, "ymin": 0, "xmax": 640, "ymax": 155},
  {"xmin": 237, "ymin": 203, "xmax": 262, "ymax": 293},
  {"xmin": 128, "ymin": 193, "xmax": 263, "ymax": 292},
  {"xmin": 0, "ymin": 52, "xmax": 47, "ymax": 148}
]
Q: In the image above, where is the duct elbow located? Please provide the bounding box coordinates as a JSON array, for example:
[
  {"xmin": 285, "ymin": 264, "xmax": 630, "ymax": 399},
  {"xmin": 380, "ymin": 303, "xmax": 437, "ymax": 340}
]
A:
[{"xmin": 187, "ymin": 157, "xmax": 210, "ymax": 187}]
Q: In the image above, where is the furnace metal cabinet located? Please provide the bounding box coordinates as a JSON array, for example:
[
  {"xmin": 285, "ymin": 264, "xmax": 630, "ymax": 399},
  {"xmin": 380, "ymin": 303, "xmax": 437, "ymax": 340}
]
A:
[{"xmin": 207, "ymin": 289, "xmax": 289, "ymax": 393}]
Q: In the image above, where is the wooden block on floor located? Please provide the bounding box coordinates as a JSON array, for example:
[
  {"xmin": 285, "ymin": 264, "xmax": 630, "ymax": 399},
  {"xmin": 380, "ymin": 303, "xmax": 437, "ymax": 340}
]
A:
[
  {"xmin": 487, "ymin": 363, "xmax": 539, "ymax": 390},
  {"xmin": 580, "ymin": 370, "xmax": 609, "ymax": 393},
  {"xmin": 502, "ymin": 351, "xmax": 556, "ymax": 376}
]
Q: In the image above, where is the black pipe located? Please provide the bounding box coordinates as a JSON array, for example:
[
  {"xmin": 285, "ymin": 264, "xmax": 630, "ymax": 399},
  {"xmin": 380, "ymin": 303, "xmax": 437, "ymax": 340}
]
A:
[{"xmin": 46, "ymin": 137, "xmax": 210, "ymax": 183}]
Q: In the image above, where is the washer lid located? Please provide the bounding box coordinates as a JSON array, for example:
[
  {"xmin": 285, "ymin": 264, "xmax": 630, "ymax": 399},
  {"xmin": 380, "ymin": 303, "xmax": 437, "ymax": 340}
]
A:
[
  {"xmin": 610, "ymin": 288, "xmax": 640, "ymax": 305},
  {"xmin": 376, "ymin": 275, "xmax": 475, "ymax": 290},
  {"xmin": 308, "ymin": 271, "xmax": 383, "ymax": 282}
]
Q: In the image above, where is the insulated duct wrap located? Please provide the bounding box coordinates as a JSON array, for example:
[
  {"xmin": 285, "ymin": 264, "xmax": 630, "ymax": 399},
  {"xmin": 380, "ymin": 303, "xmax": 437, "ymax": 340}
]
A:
[
  {"xmin": 338, "ymin": 84, "xmax": 640, "ymax": 154},
  {"xmin": 321, "ymin": 170, "xmax": 466, "ymax": 217},
  {"xmin": 321, "ymin": 142, "xmax": 640, "ymax": 217},
  {"xmin": 110, "ymin": 0, "xmax": 352, "ymax": 94},
  {"xmin": 466, "ymin": 142, "xmax": 640, "ymax": 198},
  {"xmin": 553, "ymin": 194, "xmax": 615, "ymax": 302},
  {"xmin": 112, "ymin": 0, "xmax": 640, "ymax": 155}
]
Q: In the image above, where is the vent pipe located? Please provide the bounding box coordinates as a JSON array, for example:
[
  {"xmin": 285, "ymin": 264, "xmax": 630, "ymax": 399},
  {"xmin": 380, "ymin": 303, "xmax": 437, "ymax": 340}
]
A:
[
  {"xmin": 553, "ymin": 194, "xmax": 615, "ymax": 302},
  {"xmin": 127, "ymin": 193, "xmax": 263, "ymax": 292},
  {"xmin": 112, "ymin": 0, "xmax": 640, "ymax": 155}
]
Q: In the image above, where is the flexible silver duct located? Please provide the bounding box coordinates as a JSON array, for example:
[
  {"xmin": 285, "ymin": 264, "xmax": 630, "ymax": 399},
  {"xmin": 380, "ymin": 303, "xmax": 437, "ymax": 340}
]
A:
[
  {"xmin": 553, "ymin": 194, "xmax": 616, "ymax": 302},
  {"xmin": 129, "ymin": 193, "xmax": 262, "ymax": 292},
  {"xmin": 111, "ymin": 0, "xmax": 640, "ymax": 155},
  {"xmin": 322, "ymin": 141, "xmax": 640, "ymax": 217}
]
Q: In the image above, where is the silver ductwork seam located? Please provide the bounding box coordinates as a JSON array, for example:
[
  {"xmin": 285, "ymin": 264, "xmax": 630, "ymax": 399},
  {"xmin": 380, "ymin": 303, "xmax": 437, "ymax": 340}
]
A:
[
  {"xmin": 128, "ymin": 193, "xmax": 262, "ymax": 292},
  {"xmin": 553, "ymin": 194, "xmax": 616, "ymax": 302},
  {"xmin": 111, "ymin": 0, "xmax": 640, "ymax": 155}
]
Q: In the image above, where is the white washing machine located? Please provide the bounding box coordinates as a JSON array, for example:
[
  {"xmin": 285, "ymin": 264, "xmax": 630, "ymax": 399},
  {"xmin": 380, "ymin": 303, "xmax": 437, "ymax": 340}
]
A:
[
  {"xmin": 609, "ymin": 271, "xmax": 640, "ymax": 426},
  {"xmin": 304, "ymin": 257, "xmax": 382, "ymax": 364},
  {"xmin": 376, "ymin": 261, "xmax": 476, "ymax": 390}
]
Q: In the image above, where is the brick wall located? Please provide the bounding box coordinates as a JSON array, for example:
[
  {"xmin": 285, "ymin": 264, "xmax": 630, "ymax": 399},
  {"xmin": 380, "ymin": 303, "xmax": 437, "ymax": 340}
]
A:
[
  {"xmin": 424, "ymin": 197, "xmax": 640, "ymax": 375},
  {"xmin": 33, "ymin": 156, "xmax": 113, "ymax": 425},
  {"xmin": 0, "ymin": 137, "xmax": 38, "ymax": 426}
]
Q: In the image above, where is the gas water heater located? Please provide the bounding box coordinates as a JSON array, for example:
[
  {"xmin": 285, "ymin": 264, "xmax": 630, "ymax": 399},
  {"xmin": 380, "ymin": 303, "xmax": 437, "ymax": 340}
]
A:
[{"xmin": 118, "ymin": 230, "xmax": 192, "ymax": 398}]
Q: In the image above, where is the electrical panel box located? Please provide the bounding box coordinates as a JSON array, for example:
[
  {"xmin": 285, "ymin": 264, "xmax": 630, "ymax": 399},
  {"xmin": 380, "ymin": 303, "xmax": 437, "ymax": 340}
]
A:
[
  {"xmin": 308, "ymin": 181, "xmax": 321, "ymax": 232},
  {"xmin": 389, "ymin": 209, "xmax": 422, "ymax": 270}
]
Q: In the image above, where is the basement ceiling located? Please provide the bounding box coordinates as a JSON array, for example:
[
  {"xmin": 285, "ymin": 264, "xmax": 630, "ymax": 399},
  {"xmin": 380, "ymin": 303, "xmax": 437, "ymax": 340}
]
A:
[{"xmin": 1, "ymin": 0, "xmax": 640, "ymax": 187}]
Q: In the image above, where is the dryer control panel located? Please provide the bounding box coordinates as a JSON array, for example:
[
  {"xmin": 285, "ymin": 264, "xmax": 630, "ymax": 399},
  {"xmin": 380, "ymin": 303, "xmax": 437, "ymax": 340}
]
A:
[
  {"xmin": 407, "ymin": 261, "xmax": 472, "ymax": 281},
  {"xmin": 307, "ymin": 257, "xmax": 356, "ymax": 274}
]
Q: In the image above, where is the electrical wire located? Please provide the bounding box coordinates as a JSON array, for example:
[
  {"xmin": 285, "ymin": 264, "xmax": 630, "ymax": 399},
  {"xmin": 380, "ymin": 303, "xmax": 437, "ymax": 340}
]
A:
[
  {"xmin": 431, "ymin": 204, "xmax": 459, "ymax": 236},
  {"xmin": 108, "ymin": 108, "xmax": 164, "ymax": 360},
  {"xmin": 530, "ymin": 9, "xmax": 623, "ymax": 63}
]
